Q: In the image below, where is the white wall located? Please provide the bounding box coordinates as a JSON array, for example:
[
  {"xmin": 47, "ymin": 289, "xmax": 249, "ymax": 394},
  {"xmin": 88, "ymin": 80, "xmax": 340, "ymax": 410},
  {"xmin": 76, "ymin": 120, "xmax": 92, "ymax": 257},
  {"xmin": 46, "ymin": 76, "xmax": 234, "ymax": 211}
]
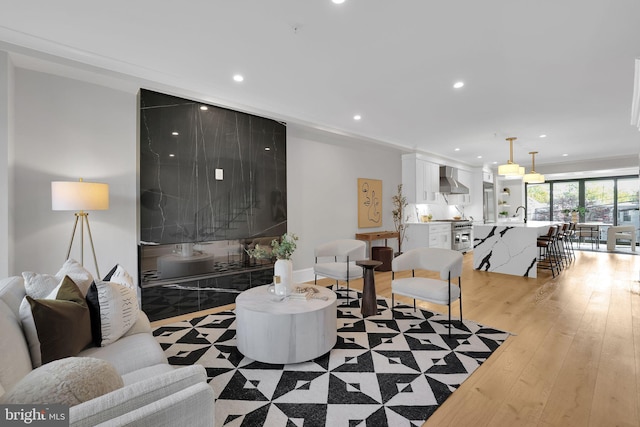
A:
[
  {"xmin": 7, "ymin": 66, "xmax": 404, "ymax": 284},
  {"xmin": 12, "ymin": 69, "xmax": 138, "ymax": 280},
  {"xmin": 287, "ymin": 124, "xmax": 403, "ymax": 272},
  {"xmin": 0, "ymin": 51, "xmax": 13, "ymax": 277}
]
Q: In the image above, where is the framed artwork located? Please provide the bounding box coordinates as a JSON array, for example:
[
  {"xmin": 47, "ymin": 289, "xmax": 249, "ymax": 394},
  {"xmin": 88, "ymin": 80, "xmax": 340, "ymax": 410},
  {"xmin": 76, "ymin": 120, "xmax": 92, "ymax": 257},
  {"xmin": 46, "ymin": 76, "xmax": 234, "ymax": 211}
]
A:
[{"xmin": 358, "ymin": 178, "xmax": 382, "ymax": 228}]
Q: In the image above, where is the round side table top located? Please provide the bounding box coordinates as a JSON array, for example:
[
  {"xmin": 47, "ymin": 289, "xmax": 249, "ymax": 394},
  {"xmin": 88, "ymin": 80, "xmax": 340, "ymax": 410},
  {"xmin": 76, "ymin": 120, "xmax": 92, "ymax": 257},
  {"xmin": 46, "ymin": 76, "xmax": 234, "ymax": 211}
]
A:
[{"xmin": 356, "ymin": 260, "xmax": 383, "ymax": 269}]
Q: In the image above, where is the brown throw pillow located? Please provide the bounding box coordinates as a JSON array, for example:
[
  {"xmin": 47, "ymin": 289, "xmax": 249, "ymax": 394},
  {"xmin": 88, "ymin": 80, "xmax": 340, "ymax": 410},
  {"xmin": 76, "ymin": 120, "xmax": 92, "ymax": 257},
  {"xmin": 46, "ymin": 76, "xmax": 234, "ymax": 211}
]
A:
[{"xmin": 27, "ymin": 276, "xmax": 92, "ymax": 365}]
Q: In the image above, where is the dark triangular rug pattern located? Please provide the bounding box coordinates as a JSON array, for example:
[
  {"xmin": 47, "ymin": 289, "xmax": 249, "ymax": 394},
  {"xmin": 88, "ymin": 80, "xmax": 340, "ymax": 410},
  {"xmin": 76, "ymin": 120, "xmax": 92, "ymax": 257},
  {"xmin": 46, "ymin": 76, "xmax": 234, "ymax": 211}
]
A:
[{"xmin": 153, "ymin": 287, "xmax": 510, "ymax": 427}]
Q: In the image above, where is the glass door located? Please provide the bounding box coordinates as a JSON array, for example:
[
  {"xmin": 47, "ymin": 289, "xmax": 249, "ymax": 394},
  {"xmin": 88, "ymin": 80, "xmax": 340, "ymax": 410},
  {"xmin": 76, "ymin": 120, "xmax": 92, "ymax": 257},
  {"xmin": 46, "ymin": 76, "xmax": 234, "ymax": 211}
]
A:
[{"xmin": 616, "ymin": 178, "xmax": 639, "ymax": 248}]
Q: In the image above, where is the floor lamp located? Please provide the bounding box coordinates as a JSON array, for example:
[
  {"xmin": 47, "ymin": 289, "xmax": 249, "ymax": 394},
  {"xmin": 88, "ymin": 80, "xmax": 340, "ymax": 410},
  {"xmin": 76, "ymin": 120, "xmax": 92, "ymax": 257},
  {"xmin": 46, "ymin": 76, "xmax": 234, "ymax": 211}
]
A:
[{"xmin": 51, "ymin": 179, "xmax": 109, "ymax": 278}]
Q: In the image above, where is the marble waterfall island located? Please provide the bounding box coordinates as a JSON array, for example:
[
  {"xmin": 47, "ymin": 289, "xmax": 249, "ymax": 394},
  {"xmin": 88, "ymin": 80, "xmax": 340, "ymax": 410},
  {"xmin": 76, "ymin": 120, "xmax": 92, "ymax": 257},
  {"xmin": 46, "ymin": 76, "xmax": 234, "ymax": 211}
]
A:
[{"xmin": 473, "ymin": 222, "xmax": 558, "ymax": 278}]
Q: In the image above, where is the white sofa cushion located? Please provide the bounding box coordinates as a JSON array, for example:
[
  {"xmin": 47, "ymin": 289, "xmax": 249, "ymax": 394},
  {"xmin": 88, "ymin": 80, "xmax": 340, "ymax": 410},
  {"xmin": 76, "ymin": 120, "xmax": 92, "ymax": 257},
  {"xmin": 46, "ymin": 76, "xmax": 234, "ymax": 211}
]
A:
[
  {"xmin": 0, "ymin": 299, "xmax": 33, "ymax": 398},
  {"xmin": 22, "ymin": 259, "xmax": 94, "ymax": 299},
  {"xmin": 79, "ymin": 332, "xmax": 167, "ymax": 376},
  {"xmin": 0, "ymin": 276, "xmax": 26, "ymax": 318},
  {"xmin": 86, "ymin": 281, "xmax": 139, "ymax": 346},
  {"xmin": 104, "ymin": 264, "xmax": 136, "ymax": 290},
  {"xmin": 1, "ymin": 357, "xmax": 123, "ymax": 406}
]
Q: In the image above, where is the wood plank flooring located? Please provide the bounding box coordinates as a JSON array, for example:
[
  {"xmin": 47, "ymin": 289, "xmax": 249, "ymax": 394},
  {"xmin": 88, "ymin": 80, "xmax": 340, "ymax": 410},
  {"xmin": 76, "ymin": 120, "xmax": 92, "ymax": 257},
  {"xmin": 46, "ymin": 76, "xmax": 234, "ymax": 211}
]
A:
[{"xmin": 151, "ymin": 250, "xmax": 640, "ymax": 427}]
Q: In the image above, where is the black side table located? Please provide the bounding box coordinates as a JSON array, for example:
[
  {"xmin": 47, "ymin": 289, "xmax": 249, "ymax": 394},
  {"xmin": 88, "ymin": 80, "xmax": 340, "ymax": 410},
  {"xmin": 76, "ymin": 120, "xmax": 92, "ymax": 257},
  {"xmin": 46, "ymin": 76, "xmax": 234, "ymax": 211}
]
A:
[{"xmin": 356, "ymin": 260, "xmax": 382, "ymax": 317}]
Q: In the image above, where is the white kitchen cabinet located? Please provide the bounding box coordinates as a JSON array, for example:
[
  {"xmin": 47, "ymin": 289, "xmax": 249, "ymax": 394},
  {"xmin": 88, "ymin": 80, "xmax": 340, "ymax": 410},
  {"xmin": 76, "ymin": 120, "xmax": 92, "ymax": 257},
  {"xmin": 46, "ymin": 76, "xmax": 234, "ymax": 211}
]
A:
[
  {"xmin": 402, "ymin": 154, "xmax": 440, "ymax": 203},
  {"xmin": 403, "ymin": 223, "xmax": 451, "ymax": 251},
  {"xmin": 428, "ymin": 223, "xmax": 451, "ymax": 249}
]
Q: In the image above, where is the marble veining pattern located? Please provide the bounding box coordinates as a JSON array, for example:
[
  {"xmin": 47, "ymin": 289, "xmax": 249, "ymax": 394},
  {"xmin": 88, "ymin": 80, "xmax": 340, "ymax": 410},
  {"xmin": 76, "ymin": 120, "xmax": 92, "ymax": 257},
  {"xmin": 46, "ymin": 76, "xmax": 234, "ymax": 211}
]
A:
[
  {"xmin": 473, "ymin": 225, "xmax": 539, "ymax": 278},
  {"xmin": 139, "ymin": 89, "xmax": 287, "ymax": 244}
]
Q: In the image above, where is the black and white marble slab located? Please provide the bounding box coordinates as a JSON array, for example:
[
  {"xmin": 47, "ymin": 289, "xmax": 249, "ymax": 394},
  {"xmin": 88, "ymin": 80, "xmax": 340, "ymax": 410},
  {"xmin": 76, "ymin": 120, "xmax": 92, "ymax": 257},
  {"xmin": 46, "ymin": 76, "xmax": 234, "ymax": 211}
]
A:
[{"xmin": 473, "ymin": 221, "xmax": 558, "ymax": 278}]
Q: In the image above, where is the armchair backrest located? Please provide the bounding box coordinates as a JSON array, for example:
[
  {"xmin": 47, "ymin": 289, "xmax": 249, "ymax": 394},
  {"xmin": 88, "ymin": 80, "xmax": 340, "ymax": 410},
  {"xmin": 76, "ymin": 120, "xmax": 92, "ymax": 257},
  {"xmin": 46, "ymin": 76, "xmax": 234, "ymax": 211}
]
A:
[
  {"xmin": 314, "ymin": 239, "xmax": 366, "ymax": 261},
  {"xmin": 392, "ymin": 247, "xmax": 463, "ymax": 280}
]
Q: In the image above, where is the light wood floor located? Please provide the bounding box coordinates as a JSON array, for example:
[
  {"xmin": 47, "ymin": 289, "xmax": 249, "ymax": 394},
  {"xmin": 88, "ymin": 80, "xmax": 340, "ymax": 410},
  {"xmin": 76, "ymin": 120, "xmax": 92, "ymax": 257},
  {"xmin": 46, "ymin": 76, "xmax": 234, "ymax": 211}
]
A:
[{"xmin": 152, "ymin": 251, "xmax": 640, "ymax": 427}]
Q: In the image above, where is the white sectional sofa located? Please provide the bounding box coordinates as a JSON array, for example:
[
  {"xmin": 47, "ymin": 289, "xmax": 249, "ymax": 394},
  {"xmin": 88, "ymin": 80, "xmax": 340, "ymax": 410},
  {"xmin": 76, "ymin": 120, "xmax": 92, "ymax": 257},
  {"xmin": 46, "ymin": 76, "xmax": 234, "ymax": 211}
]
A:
[{"xmin": 0, "ymin": 275, "xmax": 214, "ymax": 426}]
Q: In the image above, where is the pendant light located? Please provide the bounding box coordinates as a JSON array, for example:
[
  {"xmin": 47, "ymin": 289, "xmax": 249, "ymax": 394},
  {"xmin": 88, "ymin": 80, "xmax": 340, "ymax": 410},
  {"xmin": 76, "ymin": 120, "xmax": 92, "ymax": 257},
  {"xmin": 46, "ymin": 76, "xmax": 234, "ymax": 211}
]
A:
[
  {"xmin": 523, "ymin": 151, "xmax": 545, "ymax": 183},
  {"xmin": 498, "ymin": 137, "xmax": 524, "ymax": 176}
]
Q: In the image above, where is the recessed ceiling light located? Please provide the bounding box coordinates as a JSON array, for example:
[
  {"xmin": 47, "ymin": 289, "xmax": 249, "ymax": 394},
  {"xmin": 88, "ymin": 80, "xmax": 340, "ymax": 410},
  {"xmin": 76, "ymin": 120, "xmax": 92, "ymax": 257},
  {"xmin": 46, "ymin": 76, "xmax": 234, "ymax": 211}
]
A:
[
  {"xmin": 453, "ymin": 81, "xmax": 464, "ymax": 89},
  {"xmin": 454, "ymin": 148, "xmax": 460, "ymax": 151},
  {"xmin": 562, "ymin": 153, "xmax": 569, "ymax": 157},
  {"xmin": 332, "ymin": 0, "xmax": 346, "ymax": 4},
  {"xmin": 171, "ymin": 131, "xmax": 179, "ymax": 136},
  {"xmin": 477, "ymin": 155, "xmax": 482, "ymax": 159},
  {"xmin": 169, "ymin": 154, "xmax": 175, "ymax": 157},
  {"xmin": 233, "ymin": 74, "xmax": 244, "ymax": 82},
  {"xmin": 539, "ymin": 134, "xmax": 547, "ymax": 138},
  {"xmin": 200, "ymin": 106, "xmax": 208, "ymax": 111},
  {"xmin": 492, "ymin": 161, "xmax": 498, "ymax": 164},
  {"xmin": 353, "ymin": 115, "xmax": 361, "ymax": 121}
]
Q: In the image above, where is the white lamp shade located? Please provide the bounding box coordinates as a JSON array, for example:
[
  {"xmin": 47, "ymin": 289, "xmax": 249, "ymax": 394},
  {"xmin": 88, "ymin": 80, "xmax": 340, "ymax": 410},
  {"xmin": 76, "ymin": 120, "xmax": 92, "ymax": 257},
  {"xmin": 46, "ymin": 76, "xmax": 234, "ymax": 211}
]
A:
[
  {"xmin": 52, "ymin": 181, "xmax": 109, "ymax": 211},
  {"xmin": 523, "ymin": 172, "xmax": 545, "ymax": 183},
  {"xmin": 498, "ymin": 163, "xmax": 522, "ymax": 176}
]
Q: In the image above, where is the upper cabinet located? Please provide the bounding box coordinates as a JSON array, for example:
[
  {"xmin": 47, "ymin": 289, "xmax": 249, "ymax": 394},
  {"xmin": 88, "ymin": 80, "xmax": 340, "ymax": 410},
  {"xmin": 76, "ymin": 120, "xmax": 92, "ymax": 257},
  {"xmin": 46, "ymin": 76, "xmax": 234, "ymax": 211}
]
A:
[{"xmin": 402, "ymin": 155, "xmax": 439, "ymax": 203}]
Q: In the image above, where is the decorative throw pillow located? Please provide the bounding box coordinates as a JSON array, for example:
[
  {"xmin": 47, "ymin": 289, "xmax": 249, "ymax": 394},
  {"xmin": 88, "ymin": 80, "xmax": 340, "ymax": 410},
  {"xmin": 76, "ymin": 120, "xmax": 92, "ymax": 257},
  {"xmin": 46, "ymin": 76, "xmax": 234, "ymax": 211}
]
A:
[
  {"xmin": 1, "ymin": 357, "xmax": 123, "ymax": 406},
  {"xmin": 103, "ymin": 264, "xmax": 135, "ymax": 290},
  {"xmin": 85, "ymin": 281, "xmax": 139, "ymax": 347},
  {"xmin": 20, "ymin": 276, "xmax": 92, "ymax": 367},
  {"xmin": 22, "ymin": 259, "xmax": 94, "ymax": 298}
]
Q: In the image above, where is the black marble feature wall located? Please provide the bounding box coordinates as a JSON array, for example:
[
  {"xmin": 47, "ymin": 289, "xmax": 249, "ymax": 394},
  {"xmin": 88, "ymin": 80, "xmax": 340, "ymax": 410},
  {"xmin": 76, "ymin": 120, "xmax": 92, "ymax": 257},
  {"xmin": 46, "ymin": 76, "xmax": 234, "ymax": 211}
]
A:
[{"xmin": 139, "ymin": 89, "xmax": 287, "ymax": 321}]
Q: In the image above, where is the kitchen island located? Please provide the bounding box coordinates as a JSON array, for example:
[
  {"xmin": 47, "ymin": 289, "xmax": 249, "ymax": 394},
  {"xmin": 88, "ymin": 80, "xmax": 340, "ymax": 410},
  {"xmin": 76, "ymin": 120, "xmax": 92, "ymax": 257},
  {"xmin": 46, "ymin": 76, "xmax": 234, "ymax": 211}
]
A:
[{"xmin": 473, "ymin": 221, "xmax": 560, "ymax": 278}]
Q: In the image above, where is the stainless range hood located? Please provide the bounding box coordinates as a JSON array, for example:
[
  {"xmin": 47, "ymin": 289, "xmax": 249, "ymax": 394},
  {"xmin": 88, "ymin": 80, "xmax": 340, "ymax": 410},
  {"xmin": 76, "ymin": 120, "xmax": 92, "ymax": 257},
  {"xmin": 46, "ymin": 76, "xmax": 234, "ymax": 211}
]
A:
[{"xmin": 439, "ymin": 166, "xmax": 469, "ymax": 194}]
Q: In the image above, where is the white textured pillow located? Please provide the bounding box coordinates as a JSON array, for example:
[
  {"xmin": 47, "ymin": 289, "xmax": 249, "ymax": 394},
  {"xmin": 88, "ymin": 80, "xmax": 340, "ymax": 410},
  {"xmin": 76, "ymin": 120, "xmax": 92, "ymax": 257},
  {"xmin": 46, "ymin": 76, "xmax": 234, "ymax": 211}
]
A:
[
  {"xmin": 90, "ymin": 281, "xmax": 139, "ymax": 346},
  {"xmin": 109, "ymin": 265, "xmax": 135, "ymax": 290},
  {"xmin": 1, "ymin": 357, "xmax": 123, "ymax": 406},
  {"xmin": 22, "ymin": 259, "xmax": 94, "ymax": 298}
]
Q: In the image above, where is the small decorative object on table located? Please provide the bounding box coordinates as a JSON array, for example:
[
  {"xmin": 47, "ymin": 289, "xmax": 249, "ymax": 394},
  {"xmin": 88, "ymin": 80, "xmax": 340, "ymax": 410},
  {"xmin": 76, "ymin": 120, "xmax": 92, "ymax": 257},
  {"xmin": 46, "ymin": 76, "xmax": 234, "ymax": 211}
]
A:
[
  {"xmin": 288, "ymin": 285, "xmax": 319, "ymax": 300},
  {"xmin": 246, "ymin": 232, "xmax": 299, "ymax": 294}
]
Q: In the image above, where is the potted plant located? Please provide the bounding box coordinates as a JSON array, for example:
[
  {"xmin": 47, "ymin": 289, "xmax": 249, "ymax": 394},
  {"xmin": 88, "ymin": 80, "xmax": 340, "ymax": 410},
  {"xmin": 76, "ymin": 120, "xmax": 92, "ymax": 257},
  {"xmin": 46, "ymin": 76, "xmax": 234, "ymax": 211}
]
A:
[
  {"xmin": 246, "ymin": 232, "xmax": 298, "ymax": 293},
  {"xmin": 562, "ymin": 206, "xmax": 587, "ymax": 222},
  {"xmin": 499, "ymin": 211, "xmax": 509, "ymax": 218},
  {"xmin": 392, "ymin": 184, "xmax": 409, "ymax": 255}
]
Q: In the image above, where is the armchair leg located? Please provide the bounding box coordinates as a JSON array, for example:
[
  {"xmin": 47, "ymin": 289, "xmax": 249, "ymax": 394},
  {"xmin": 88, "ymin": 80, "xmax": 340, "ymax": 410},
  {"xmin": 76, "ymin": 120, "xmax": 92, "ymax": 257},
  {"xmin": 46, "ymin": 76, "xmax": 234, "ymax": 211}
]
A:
[{"xmin": 391, "ymin": 293, "xmax": 395, "ymax": 318}]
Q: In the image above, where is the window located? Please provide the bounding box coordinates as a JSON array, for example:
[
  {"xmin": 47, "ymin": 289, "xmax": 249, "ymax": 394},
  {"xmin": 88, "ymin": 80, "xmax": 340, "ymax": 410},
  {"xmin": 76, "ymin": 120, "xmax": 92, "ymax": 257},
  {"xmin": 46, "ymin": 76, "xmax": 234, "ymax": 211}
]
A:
[
  {"xmin": 527, "ymin": 183, "xmax": 550, "ymax": 221},
  {"xmin": 551, "ymin": 181, "xmax": 579, "ymax": 222}
]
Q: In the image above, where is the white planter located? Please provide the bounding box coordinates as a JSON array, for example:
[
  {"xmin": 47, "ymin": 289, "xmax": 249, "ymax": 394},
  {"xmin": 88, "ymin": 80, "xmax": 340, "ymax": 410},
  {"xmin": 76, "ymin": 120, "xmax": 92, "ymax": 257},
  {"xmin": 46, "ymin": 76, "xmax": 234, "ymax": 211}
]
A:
[{"xmin": 274, "ymin": 259, "xmax": 293, "ymax": 295}]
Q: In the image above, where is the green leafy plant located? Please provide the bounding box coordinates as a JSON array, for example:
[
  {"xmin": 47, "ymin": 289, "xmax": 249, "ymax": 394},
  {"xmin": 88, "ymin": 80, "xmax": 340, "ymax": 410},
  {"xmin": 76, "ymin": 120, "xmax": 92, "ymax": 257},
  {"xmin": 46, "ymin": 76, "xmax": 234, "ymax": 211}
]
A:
[
  {"xmin": 499, "ymin": 211, "xmax": 509, "ymax": 217},
  {"xmin": 246, "ymin": 232, "xmax": 299, "ymax": 260}
]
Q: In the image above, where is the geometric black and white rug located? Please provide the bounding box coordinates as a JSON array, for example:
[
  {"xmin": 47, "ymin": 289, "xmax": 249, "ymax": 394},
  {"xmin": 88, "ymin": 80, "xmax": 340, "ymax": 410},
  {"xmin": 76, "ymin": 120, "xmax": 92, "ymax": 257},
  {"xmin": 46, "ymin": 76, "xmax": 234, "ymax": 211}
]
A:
[{"xmin": 153, "ymin": 287, "xmax": 510, "ymax": 427}]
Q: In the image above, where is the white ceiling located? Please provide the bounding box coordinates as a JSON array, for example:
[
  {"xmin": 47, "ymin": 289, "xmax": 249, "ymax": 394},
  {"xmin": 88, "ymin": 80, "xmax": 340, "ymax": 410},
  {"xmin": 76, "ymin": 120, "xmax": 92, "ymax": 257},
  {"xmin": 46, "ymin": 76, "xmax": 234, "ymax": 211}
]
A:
[{"xmin": 1, "ymin": 0, "xmax": 640, "ymax": 172}]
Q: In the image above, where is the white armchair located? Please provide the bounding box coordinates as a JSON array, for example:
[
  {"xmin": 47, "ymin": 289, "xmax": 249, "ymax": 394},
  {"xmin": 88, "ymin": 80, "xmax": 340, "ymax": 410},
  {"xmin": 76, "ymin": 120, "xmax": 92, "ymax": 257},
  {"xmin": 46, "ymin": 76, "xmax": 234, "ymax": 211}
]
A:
[
  {"xmin": 391, "ymin": 248, "xmax": 463, "ymax": 335},
  {"xmin": 314, "ymin": 239, "xmax": 366, "ymax": 297},
  {"xmin": 606, "ymin": 226, "xmax": 636, "ymax": 251}
]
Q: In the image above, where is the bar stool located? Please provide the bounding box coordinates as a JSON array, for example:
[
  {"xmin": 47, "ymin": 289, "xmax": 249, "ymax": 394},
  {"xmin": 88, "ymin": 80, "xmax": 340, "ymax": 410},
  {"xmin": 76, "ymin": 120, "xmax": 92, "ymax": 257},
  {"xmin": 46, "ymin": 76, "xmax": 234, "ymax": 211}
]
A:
[
  {"xmin": 557, "ymin": 223, "xmax": 573, "ymax": 264},
  {"xmin": 537, "ymin": 225, "xmax": 561, "ymax": 277}
]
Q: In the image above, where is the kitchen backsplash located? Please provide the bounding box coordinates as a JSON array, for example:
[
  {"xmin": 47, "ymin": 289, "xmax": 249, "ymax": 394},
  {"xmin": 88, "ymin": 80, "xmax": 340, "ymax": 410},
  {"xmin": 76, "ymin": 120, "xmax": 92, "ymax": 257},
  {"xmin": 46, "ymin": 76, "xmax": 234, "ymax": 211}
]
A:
[{"xmin": 408, "ymin": 203, "xmax": 464, "ymax": 222}]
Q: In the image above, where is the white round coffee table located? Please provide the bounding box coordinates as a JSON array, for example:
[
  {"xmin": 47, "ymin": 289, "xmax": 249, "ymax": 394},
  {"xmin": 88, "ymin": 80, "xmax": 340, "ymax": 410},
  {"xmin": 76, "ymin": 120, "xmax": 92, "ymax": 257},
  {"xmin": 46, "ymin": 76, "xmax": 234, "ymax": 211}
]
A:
[{"xmin": 235, "ymin": 285, "xmax": 337, "ymax": 364}]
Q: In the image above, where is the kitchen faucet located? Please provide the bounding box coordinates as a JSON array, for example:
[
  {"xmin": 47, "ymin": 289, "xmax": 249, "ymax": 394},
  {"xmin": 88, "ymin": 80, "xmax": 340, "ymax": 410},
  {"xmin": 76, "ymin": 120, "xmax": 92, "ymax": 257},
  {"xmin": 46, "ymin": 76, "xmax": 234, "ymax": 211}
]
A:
[{"xmin": 516, "ymin": 205, "xmax": 527, "ymax": 223}]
